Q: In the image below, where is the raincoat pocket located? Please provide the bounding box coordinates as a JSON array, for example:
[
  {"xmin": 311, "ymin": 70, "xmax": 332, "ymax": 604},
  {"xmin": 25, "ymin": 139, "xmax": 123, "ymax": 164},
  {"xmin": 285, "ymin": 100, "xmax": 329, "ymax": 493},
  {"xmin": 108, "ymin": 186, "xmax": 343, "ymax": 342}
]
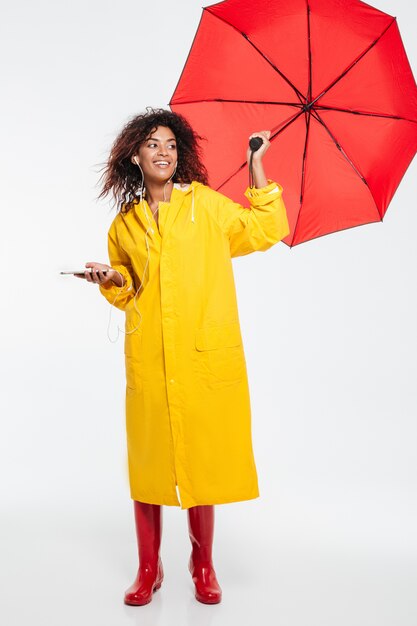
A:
[
  {"xmin": 124, "ymin": 330, "xmax": 143, "ymax": 392},
  {"xmin": 195, "ymin": 322, "xmax": 245, "ymax": 387}
]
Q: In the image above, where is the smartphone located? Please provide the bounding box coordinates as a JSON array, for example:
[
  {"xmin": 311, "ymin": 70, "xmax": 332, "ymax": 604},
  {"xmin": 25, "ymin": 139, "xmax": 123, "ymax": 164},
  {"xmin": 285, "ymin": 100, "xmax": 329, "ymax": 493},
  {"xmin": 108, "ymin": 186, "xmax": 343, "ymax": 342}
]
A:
[{"xmin": 60, "ymin": 269, "xmax": 109, "ymax": 276}]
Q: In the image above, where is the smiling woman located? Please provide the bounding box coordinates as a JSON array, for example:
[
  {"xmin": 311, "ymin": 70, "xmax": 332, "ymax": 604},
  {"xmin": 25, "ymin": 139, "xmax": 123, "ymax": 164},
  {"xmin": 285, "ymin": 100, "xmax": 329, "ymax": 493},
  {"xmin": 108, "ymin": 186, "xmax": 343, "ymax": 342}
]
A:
[
  {"xmin": 78, "ymin": 107, "xmax": 289, "ymax": 606},
  {"xmin": 130, "ymin": 126, "xmax": 179, "ymax": 225},
  {"xmin": 97, "ymin": 108, "xmax": 208, "ymax": 216},
  {"xmin": 135, "ymin": 128, "xmax": 177, "ymax": 174}
]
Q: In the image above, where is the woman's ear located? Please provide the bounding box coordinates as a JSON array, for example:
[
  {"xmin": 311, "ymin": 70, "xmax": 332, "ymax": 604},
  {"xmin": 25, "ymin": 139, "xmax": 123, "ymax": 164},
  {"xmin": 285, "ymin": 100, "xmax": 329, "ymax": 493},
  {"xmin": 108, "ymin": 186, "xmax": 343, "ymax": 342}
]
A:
[{"xmin": 131, "ymin": 155, "xmax": 139, "ymax": 166}]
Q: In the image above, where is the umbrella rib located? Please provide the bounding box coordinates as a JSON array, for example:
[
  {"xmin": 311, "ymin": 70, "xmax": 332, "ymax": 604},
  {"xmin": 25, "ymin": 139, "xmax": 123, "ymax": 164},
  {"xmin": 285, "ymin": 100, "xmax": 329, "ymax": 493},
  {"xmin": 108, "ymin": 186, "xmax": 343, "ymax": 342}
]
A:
[
  {"xmin": 216, "ymin": 110, "xmax": 304, "ymax": 193},
  {"xmin": 307, "ymin": 0, "xmax": 312, "ymax": 102},
  {"xmin": 290, "ymin": 108, "xmax": 384, "ymax": 247},
  {"xmin": 310, "ymin": 17, "xmax": 396, "ymax": 106},
  {"xmin": 241, "ymin": 34, "xmax": 305, "ymax": 105},
  {"xmin": 291, "ymin": 110, "xmax": 312, "ymax": 246},
  {"xmin": 205, "ymin": 8, "xmax": 305, "ymax": 104},
  {"xmin": 168, "ymin": 98, "xmax": 303, "ymax": 107},
  {"xmin": 310, "ymin": 108, "xmax": 368, "ymax": 182},
  {"xmin": 300, "ymin": 111, "xmax": 311, "ymax": 206},
  {"xmin": 314, "ymin": 105, "xmax": 417, "ymax": 124},
  {"xmin": 310, "ymin": 109, "xmax": 382, "ymax": 219}
]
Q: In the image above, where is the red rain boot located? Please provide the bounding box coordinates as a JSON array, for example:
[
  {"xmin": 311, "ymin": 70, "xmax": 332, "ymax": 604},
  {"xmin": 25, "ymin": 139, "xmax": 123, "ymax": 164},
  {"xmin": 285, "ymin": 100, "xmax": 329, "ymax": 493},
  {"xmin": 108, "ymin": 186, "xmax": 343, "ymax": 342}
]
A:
[
  {"xmin": 124, "ymin": 500, "xmax": 164, "ymax": 606},
  {"xmin": 187, "ymin": 505, "xmax": 222, "ymax": 604}
]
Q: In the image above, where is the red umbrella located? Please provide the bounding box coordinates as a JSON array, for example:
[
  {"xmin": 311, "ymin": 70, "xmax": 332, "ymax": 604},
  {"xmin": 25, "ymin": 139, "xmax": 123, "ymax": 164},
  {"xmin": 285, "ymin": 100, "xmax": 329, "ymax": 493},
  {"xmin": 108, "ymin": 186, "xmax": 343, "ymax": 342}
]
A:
[{"xmin": 170, "ymin": 0, "xmax": 417, "ymax": 247}]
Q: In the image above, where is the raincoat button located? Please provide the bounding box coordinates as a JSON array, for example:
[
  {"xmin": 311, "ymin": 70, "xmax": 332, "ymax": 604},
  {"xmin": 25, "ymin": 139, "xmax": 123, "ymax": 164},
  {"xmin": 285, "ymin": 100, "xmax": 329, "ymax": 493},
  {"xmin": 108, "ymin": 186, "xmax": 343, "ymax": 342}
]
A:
[{"xmin": 170, "ymin": 378, "xmax": 175, "ymax": 384}]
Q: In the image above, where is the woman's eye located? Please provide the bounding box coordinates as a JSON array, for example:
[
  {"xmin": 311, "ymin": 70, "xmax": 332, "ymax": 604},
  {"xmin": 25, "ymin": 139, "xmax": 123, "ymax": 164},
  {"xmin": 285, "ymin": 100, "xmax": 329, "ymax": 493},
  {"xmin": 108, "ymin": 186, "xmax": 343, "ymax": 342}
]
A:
[{"xmin": 146, "ymin": 142, "xmax": 176, "ymax": 149}]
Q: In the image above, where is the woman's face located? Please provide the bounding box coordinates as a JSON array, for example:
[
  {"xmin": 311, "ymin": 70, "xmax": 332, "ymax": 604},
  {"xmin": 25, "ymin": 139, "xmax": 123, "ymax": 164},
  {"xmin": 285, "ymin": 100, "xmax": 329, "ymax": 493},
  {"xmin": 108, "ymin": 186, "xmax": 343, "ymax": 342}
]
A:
[{"xmin": 133, "ymin": 125, "xmax": 178, "ymax": 185}]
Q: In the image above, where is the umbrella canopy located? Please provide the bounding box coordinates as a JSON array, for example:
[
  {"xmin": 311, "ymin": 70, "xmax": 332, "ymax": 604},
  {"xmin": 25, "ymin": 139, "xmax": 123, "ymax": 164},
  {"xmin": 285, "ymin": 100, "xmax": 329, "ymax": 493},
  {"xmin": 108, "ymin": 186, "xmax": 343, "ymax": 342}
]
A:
[{"xmin": 170, "ymin": 0, "xmax": 417, "ymax": 246}]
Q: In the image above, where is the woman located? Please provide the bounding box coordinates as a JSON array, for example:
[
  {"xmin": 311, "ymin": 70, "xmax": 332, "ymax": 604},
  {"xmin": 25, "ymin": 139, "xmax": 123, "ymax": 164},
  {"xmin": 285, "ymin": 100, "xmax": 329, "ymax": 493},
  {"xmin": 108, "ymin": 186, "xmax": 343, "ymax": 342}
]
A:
[{"xmin": 80, "ymin": 108, "xmax": 289, "ymax": 605}]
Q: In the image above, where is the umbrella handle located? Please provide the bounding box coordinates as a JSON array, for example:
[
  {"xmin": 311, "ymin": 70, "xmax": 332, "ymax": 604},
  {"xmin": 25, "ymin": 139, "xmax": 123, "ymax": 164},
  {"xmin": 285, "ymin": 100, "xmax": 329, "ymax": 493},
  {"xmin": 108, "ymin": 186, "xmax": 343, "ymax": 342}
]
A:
[
  {"xmin": 249, "ymin": 137, "xmax": 263, "ymax": 152},
  {"xmin": 248, "ymin": 137, "xmax": 263, "ymax": 188}
]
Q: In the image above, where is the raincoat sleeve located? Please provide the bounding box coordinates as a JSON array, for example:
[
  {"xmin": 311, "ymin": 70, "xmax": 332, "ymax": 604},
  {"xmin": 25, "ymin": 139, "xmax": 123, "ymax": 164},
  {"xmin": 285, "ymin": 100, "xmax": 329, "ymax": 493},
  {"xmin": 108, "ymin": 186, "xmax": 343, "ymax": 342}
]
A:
[
  {"xmin": 210, "ymin": 179, "xmax": 290, "ymax": 257},
  {"xmin": 98, "ymin": 217, "xmax": 136, "ymax": 311}
]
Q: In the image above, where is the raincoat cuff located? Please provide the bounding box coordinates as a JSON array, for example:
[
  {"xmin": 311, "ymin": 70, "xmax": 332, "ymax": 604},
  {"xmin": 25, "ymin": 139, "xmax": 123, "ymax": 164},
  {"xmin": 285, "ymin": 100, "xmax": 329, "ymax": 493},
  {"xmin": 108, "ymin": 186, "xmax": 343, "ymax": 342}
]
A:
[
  {"xmin": 244, "ymin": 180, "xmax": 283, "ymax": 206},
  {"xmin": 99, "ymin": 265, "xmax": 133, "ymax": 296}
]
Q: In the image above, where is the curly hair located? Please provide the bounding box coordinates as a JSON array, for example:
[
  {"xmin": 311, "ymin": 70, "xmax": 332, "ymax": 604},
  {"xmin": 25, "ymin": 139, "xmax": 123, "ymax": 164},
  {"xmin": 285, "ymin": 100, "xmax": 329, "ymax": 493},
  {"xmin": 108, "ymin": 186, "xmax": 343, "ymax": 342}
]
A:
[{"xmin": 97, "ymin": 107, "xmax": 209, "ymax": 213}]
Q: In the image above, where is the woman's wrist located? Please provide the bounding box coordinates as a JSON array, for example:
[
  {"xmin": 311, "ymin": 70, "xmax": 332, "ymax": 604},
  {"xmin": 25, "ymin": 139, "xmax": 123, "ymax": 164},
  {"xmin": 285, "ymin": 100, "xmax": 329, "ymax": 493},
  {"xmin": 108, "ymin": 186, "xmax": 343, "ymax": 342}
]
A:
[
  {"xmin": 251, "ymin": 161, "xmax": 268, "ymax": 188},
  {"xmin": 110, "ymin": 269, "xmax": 125, "ymax": 287}
]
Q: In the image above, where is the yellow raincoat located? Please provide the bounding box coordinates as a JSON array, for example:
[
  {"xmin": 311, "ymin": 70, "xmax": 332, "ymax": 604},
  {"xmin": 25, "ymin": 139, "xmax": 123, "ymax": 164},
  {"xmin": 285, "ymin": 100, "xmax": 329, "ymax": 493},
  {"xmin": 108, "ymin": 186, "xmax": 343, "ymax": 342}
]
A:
[{"xmin": 99, "ymin": 179, "xmax": 289, "ymax": 509}]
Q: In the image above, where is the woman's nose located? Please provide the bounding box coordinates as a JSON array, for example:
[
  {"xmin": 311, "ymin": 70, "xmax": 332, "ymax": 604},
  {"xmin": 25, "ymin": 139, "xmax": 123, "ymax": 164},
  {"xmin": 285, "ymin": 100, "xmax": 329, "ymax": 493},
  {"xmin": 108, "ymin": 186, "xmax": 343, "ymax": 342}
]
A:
[{"xmin": 158, "ymin": 146, "xmax": 168, "ymax": 156}]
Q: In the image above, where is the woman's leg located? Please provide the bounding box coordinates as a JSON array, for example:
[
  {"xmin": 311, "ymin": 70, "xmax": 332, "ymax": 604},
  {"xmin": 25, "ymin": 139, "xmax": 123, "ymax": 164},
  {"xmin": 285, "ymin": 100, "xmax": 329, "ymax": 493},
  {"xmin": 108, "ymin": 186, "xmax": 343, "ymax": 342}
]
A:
[
  {"xmin": 187, "ymin": 505, "xmax": 222, "ymax": 604},
  {"xmin": 124, "ymin": 500, "xmax": 164, "ymax": 606}
]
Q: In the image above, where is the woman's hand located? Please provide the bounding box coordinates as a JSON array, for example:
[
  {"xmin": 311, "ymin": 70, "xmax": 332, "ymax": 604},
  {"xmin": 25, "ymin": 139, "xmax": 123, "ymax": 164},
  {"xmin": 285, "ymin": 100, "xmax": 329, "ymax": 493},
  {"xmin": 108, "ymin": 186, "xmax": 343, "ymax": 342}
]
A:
[
  {"xmin": 74, "ymin": 262, "xmax": 124, "ymax": 287},
  {"xmin": 246, "ymin": 130, "xmax": 271, "ymax": 164},
  {"xmin": 246, "ymin": 130, "xmax": 271, "ymax": 188}
]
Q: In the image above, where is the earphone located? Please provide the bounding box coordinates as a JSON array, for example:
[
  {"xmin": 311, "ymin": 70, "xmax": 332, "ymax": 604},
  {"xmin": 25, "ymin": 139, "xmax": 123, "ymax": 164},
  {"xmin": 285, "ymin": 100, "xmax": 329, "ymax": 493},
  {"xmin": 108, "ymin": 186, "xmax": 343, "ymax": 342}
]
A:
[{"xmin": 105, "ymin": 155, "xmax": 178, "ymax": 342}]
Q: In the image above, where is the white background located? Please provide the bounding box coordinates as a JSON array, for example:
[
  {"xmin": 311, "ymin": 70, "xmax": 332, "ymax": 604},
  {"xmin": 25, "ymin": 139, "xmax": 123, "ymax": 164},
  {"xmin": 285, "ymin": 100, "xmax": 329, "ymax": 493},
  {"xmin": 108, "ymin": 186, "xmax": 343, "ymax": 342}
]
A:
[{"xmin": 1, "ymin": 0, "xmax": 416, "ymax": 624}]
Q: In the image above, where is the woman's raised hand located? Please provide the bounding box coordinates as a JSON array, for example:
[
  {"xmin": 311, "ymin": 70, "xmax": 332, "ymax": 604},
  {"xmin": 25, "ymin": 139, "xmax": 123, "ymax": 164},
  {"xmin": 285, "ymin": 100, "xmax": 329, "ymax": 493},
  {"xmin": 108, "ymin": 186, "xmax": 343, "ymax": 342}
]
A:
[
  {"xmin": 246, "ymin": 130, "xmax": 271, "ymax": 188},
  {"xmin": 74, "ymin": 262, "xmax": 124, "ymax": 287},
  {"xmin": 246, "ymin": 130, "xmax": 271, "ymax": 164}
]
